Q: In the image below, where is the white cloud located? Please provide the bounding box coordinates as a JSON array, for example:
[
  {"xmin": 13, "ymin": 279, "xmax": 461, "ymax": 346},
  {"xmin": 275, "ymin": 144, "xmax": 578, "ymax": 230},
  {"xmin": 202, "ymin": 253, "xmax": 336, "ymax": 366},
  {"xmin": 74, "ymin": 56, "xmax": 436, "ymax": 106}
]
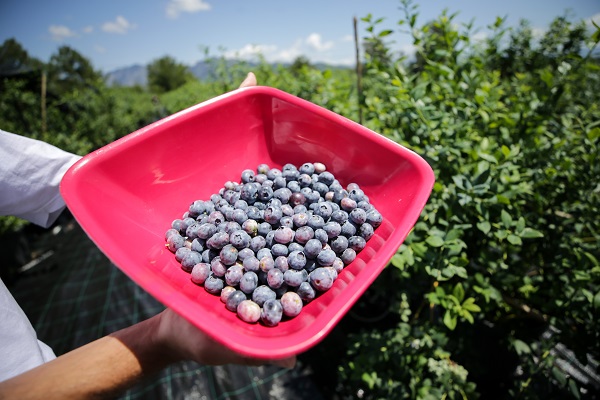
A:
[
  {"xmin": 306, "ymin": 33, "xmax": 334, "ymax": 51},
  {"xmin": 472, "ymin": 31, "xmax": 488, "ymax": 43},
  {"xmin": 586, "ymin": 13, "xmax": 600, "ymax": 29},
  {"xmin": 102, "ymin": 16, "xmax": 136, "ymax": 34},
  {"xmin": 167, "ymin": 0, "xmax": 211, "ymax": 19},
  {"xmin": 94, "ymin": 45, "xmax": 106, "ymax": 54},
  {"xmin": 49, "ymin": 25, "xmax": 76, "ymax": 41},
  {"xmin": 83, "ymin": 25, "xmax": 94, "ymax": 34},
  {"xmin": 223, "ymin": 43, "xmax": 278, "ymax": 60},
  {"xmin": 341, "ymin": 34, "xmax": 353, "ymax": 42}
]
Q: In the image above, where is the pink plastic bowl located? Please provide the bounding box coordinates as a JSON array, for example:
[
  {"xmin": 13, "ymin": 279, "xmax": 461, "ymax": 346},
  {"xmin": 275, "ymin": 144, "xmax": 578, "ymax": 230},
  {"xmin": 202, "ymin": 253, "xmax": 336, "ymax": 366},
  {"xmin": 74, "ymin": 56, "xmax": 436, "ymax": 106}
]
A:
[{"xmin": 60, "ymin": 86, "xmax": 434, "ymax": 359}]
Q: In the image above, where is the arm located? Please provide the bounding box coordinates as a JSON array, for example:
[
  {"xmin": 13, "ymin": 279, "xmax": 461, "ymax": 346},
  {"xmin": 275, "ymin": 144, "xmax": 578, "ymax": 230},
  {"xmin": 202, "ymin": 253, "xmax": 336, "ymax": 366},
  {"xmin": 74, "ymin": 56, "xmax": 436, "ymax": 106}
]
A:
[{"xmin": 0, "ymin": 308, "xmax": 295, "ymax": 399}]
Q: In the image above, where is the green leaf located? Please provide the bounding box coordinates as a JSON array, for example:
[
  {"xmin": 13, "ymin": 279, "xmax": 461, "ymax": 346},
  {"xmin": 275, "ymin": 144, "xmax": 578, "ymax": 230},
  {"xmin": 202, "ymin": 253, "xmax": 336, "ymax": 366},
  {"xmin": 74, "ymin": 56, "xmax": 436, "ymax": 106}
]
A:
[
  {"xmin": 378, "ymin": 29, "xmax": 394, "ymax": 37},
  {"xmin": 520, "ymin": 228, "xmax": 544, "ymax": 239},
  {"xmin": 516, "ymin": 217, "xmax": 525, "ymax": 233},
  {"xmin": 507, "ymin": 234, "xmax": 522, "ymax": 245},
  {"xmin": 443, "ymin": 310, "xmax": 457, "ymax": 330},
  {"xmin": 453, "ymin": 283, "xmax": 465, "ymax": 303},
  {"xmin": 594, "ymin": 291, "xmax": 600, "ymax": 309},
  {"xmin": 477, "ymin": 221, "xmax": 491, "ymax": 234},
  {"xmin": 569, "ymin": 379, "xmax": 581, "ymax": 400},
  {"xmin": 513, "ymin": 339, "xmax": 531, "ymax": 356},
  {"xmin": 426, "ymin": 236, "xmax": 445, "ymax": 247},
  {"xmin": 462, "ymin": 298, "xmax": 481, "ymax": 312},
  {"xmin": 501, "ymin": 209, "xmax": 512, "ymax": 228}
]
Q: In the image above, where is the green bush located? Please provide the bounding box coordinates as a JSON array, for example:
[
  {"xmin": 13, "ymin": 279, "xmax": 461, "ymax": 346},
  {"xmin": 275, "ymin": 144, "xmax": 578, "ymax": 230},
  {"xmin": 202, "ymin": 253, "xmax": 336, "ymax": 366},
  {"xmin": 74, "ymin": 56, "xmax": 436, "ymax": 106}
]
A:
[{"xmin": 334, "ymin": 1, "xmax": 599, "ymax": 398}]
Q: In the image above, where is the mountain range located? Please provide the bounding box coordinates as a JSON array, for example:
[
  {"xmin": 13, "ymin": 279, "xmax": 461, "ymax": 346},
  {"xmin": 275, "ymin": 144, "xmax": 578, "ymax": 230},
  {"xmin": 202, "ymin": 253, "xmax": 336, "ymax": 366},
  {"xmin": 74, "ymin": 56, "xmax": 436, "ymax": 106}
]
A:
[{"xmin": 104, "ymin": 59, "xmax": 351, "ymax": 87}]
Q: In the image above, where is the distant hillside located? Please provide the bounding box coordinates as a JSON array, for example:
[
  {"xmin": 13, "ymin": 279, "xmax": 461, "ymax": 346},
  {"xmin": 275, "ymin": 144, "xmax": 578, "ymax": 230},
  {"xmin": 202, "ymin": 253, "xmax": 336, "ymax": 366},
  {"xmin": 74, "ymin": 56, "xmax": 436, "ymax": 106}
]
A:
[{"xmin": 105, "ymin": 59, "xmax": 351, "ymax": 87}]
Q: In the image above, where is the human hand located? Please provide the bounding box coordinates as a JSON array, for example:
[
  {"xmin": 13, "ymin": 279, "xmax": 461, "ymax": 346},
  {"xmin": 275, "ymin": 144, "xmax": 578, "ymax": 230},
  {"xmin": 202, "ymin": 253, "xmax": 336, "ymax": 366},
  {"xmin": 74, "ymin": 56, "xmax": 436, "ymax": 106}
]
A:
[{"xmin": 153, "ymin": 308, "xmax": 296, "ymax": 368}]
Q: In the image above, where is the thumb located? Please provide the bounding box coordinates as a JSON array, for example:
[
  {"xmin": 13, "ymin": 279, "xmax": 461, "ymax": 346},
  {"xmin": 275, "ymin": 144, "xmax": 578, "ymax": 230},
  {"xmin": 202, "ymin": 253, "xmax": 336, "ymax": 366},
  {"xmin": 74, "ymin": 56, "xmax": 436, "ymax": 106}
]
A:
[{"xmin": 239, "ymin": 72, "xmax": 257, "ymax": 88}]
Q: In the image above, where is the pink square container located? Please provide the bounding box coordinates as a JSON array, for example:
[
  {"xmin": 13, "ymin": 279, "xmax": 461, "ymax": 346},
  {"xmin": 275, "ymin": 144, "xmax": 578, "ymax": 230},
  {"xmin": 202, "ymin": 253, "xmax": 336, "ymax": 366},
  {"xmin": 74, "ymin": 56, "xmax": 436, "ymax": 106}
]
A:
[{"xmin": 60, "ymin": 86, "xmax": 434, "ymax": 359}]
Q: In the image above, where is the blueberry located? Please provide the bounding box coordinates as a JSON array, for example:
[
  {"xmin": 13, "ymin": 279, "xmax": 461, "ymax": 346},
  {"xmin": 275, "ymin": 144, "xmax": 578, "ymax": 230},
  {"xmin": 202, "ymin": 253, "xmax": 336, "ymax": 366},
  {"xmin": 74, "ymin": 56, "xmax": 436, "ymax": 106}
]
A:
[
  {"xmin": 249, "ymin": 235, "xmax": 266, "ymax": 253},
  {"xmin": 261, "ymin": 299, "xmax": 283, "ymax": 327},
  {"xmin": 299, "ymin": 162, "xmax": 315, "ymax": 175},
  {"xmin": 366, "ymin": 209, "xmax": 383, "ymax": 228},
  {"xmin": 241, "ymin": 219, "xmax": 258, "ymax": 236},
  {"xmin": 271, "ymin": 243, "xmax": 289, "ymax": 257},
  {"xmin": 314, "ymin": 202, "xmax": 333, "ymax": 220},
  {"xmin": 210, "ymin": 256, "xmax": 227, "ymax": 277},
  {"xmin": 191, "ymin": 238, "xmax": 205, "ymax": 253},
  {"xmin": 181, "ymin": 251, "xmax": 202, "ymax": 272},
  {"xmin": 330, "ymin": 210, "xmax": 349, "ymax": 225},
  {"xmin": 348, "ymin": 236, "xmax": 367, "ymax": 253},
  {"xmin": 304, "ymin": 238, "xmax": 323, "ymax": 259},
  {"xmin": 237, "ymin": 300, "xmax": 261, "ymax": 323},
  {"xmin": 287, "ymin": 180, "xmax": 301, "ymax": 193},
  {"xmin": 317, "ymin": 249, "xmax": 336, "ymax": 266},
  {"xmin": 349, "ymin": 208, "xmax": 367, "ymax": 225},
  {"xmin": 274, "ymin": 256, "xmax": 289, "ymax": 272},
  {"xmin": 165, "ymin": 228, "xmax": 180, "ymax": 241},
  {"xmin": 309, "ymin": 267, "xmax": 334, "ymax": 292},
  {"xmin": 294, "ymin": 225, "xmax": 314, "ymax": 244},
  {"xmin": 257, "ymin": 163, "xmax": 270, "ymax": 175},
  {"xmin": 332, "ymin": 257, "xmax": 345, "ymax": 273},
  {"xmin": 289, "ymin": 192, "xmax": 306, "ymax": 207},
  {"xmin": 317, "ymin": 171, "xmax": 335, "ymax": 186},
  {"xmin": 281, "ymin": 292, "xmax": 303, "ymax": 318},
  {"xmin": 330, "ymin": 235, "xmax": 349, "ymax": 254},
  {"xmin": 266, "ymin": 168, "xmax": 282, "ymax": 181},
  {"xmin": 191, "ymin": 262, "xmax": 211, "ymax": 285},
  {"xmin": 331, "ymin": 189, "xmax": 348, "ymax": 204},
  {"xmin": 274, "ymin": 226, "xmax": 294, "ymax": 244},
  {"xmin": 166, "ymin": 234, "xmax": 185, "ymax": 253},
  {"xmin": 307, "ymin": 214, "xmax": 325, "ymax": 230},
  {"xmin": 283, "ymin": 269, "xmax": 308, "ymax": 287},
  {"xmin": 226, "ymin": 290, "xmax": 247, "ymax": 312},
  {"xmin": 259, "ymin": 256, "xmax": 275, "ymax": 272},
  {"xmin": 243, "ymin": 255, "xmax": 260, "ymax": 272},
  {"xmin": 359, "ymin": 223, "xmax": 375, "ymax": 241},
  {"xmin": 202, "ymin": 249, "xmax": 218, "ymax": 264},
  {"xmin": 207, "ymin": 211, "xmax": 225, "ymax": 225},
  {"xmin": 267, "ymin": 268, "xmax": 285, "ymax": 289},
  {"xmin": 229, "ymin": 229, "xmax": 251, "ymax": 249},
  {"xmin": 323, "ymin": 221, "xmax": 342, "ymax": 239},
  {"xmin": 340, "ymin": 197, "xmax": 358, "ymax": 211},
  {"xmin": 297, "ymin": 281, "xmax": 316, "ymax": 303},
  {"xmin": 279, "ymin": 216, "xmax": 294, "ymax": 229},
  {"xmin": 281, "ymin": 204, "xmax": 294, "ymax": 217},
  {"xmin": 273, "ymin": 176, "xmax": 287, "ymax": 189},
  {"xmin": 175, "ymin": 246, "xmax": 191, "ymax": 262},
  {"xmin": 305, "ymin": 259, "xmax": 318, "ymax": 273},
  {"xmin": 219, "ymin": 244, "xmax": 238, "ymax": 266},
  {"xmin": 287, "ymin": 250, "xmax": 307, "ymax": 270},
  {"xmin": 225, "ymin": 264, "xmax": 244, "ymax": 286},
  {"xmin": 293, "ymin": 205, "xmax": 308, "ymax": 214},
  {"xmin": 349, "ymin": 188, "xmax": 366, "ymax": 202},
  {"xmin": 257, "ymin": 222, "xmax": 272, "ymax": 237},
  {"xmin": 240, "ymin": 182, "xmax": 259, "ymax": 204},
  {"xmin": 256, "ymin": 247, "xmax": 272, "ymax": 261},
  {"xmin": 258, "ymin": 185, "xmax": 274, "ymax": 202},
  {"xmin": 220, "ymin": 286, "xmax": 237, "ymax": 303},
  {"xmin": 204, "ymin": 275, "xmax": 224, "ymax": 295},
  {"xmin": 314, "ymin": 229, "xmax": 329, "ymax": 245},
  {"xmin": 196, "ymin": 222, "xmax": 217, "ymax": 240},
  {"xmin": 246, "ymin": 206, "xmax": 262, "ymax": 220},
  {"xmin": 264, "ymin": 205, "xmax": 283, "ymax": 225},
  {"xmin": 287, "ymin": 242, "xmax": 304, "ymax": 253},
  {"xmin": 340, "ymin": 221, "xmax": 358, "ymax": 237},
  {"xmin": 239, "ymin": 271, "xmax": 258, "ymax": 294},
  {"xmin": 230, "ymin": 209, "xmax": 248, "ymax": 225},
  {"xmin": 237, "ymin": 247, "xmax": 254, "ymax": 262},
  {"xmin": 255, "ymin": 173, "xmax": 268, "ymax": 184},
  {"xmin": 312, "ymin": 182, "xmax": 329, "ymax": 197},
  {"xmin": 234, "ymin": 199, "xmax": 249, "ymax": 210},
  {"xmin": 340, "ymin": 248, "xmax": 357, "ymax": 265},
  {"xmin": 189, "ymin": 200, "xmax": 206, "ymax": 217},
  {"xmin": 273, "ymin": 187, "xmax": 292, "ymax": 204},
  {"xmin": 240, "ymin": 169, "xmax": 255, "ymax": 183},
  {"xmin": 252, "ymin": 285, "xmax": 277, "ymax": 307}
]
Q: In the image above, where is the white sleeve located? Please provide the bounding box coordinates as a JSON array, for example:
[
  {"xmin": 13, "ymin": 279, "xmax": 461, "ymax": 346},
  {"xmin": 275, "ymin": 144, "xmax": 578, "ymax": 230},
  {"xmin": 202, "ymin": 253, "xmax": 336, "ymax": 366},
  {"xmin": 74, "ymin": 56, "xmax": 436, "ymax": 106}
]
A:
[
  {"xmin": 0, "ymin": 278, "xmax": 57, "ymax": 382},
  {"xmin": 0, "ymin": 129, "xmax": 82, "ymax": 228}
]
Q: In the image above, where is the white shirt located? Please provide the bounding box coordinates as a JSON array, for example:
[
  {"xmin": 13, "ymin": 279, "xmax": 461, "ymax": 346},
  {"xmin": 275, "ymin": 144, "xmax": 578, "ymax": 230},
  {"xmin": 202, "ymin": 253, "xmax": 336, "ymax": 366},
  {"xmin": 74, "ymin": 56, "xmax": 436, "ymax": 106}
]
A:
[{"xmin": 0, "ymin": 129, "xmax": 81, "ymax": 381}]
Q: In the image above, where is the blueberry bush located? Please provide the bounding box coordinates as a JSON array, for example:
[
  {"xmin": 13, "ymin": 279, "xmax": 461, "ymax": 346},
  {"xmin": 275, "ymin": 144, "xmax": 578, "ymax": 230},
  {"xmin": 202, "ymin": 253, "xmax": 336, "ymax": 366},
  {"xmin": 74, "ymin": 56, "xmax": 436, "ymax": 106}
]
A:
[{"xmin": 1, "ymin": 1, "xmax": 599, "ymax": 397}]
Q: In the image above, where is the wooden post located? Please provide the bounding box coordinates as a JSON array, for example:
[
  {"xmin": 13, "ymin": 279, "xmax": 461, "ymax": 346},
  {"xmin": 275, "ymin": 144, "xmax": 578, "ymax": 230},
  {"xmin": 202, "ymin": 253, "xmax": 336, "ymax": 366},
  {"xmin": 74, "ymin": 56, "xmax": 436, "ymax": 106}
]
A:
[
  {"xmin": 41, "ymin": 71, "xmax": 47, "ymax": 134},
  {"xmin": 353, "ymin": 16, "xmax": 363, "ymax": 125}
]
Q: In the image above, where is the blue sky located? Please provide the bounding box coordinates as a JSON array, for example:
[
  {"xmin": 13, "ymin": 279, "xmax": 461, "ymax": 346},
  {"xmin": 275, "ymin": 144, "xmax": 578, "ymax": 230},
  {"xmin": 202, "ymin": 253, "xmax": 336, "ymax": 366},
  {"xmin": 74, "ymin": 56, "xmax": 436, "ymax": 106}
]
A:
[{"xmin": 1, "ymin": 0, "xmax": 599, "ymax": 73}]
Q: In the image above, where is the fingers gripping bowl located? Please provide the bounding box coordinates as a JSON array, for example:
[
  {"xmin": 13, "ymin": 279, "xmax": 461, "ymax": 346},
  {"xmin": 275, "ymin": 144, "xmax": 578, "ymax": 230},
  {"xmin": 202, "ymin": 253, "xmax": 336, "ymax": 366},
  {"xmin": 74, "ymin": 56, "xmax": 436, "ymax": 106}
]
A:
[{"xmin": 60, "ymin": 86, "xmax": 435, "ymax": 359}]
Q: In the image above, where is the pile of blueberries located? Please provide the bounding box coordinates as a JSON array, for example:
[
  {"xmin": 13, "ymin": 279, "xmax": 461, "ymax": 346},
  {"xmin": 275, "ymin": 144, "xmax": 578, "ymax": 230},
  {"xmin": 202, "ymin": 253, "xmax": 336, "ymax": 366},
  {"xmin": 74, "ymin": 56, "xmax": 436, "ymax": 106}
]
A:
[{"xmin": 165, "ymin": 162, "xmax": 382, "ymax": 326}]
